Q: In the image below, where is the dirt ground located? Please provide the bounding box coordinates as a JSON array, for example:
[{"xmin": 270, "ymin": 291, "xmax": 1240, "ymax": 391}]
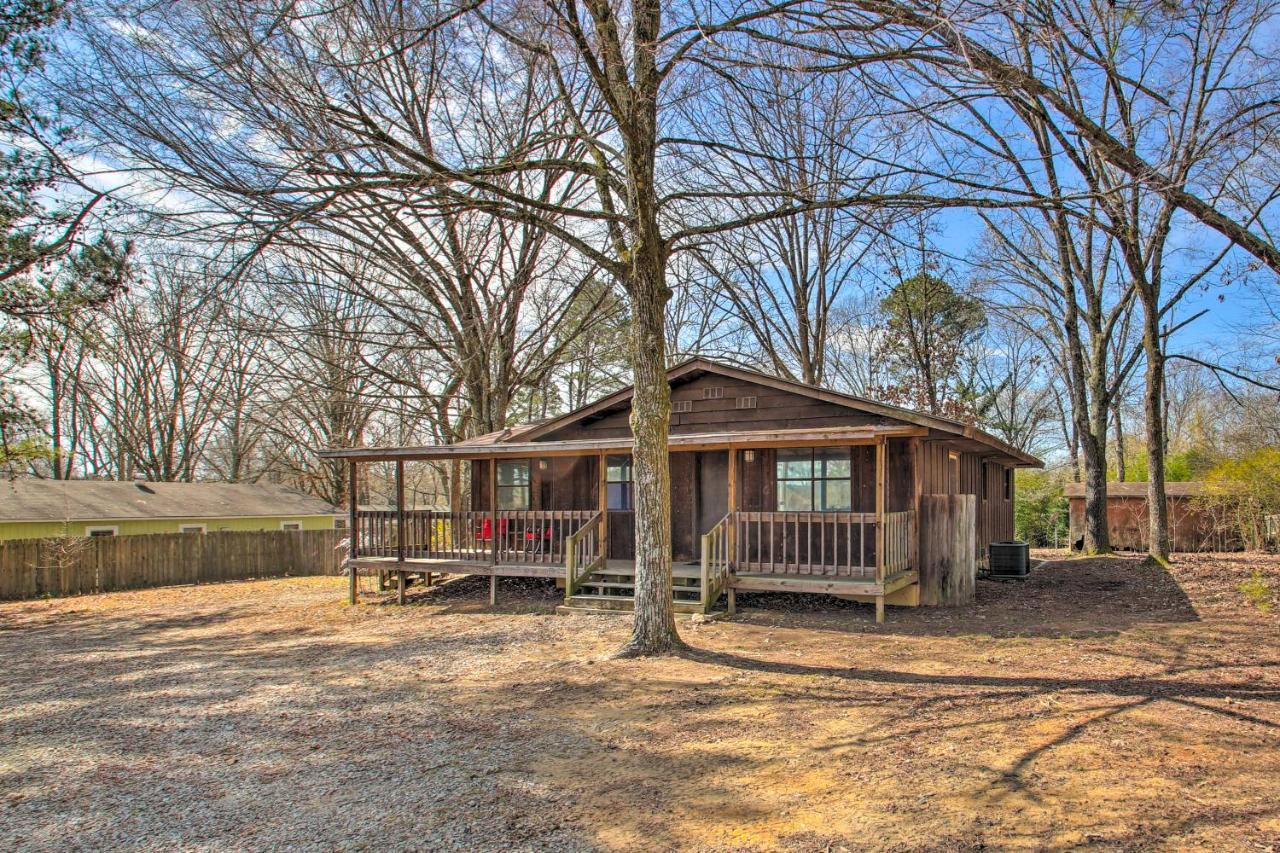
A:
[{"xmin": 1, "ymin": 552, "xmax": 1278, "ymax": 852}]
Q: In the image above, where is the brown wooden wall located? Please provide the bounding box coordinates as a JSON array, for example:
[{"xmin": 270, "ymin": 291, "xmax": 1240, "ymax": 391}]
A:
[
  {"xmin": 916, "ymin": 439, "xmax": 1015, "ymax": 560},
  {"xmin": 539, "ymin": 372, "xmax": 892, "ymax": 440}
]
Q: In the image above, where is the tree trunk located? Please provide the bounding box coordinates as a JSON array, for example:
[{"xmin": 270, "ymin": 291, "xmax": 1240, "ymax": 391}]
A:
[
  {"xmin": 1076, "ymin": 375, "xmax": 1111, "ymax": 554},
  {"xmin": 1112, "ymin": 400, "xmax": 1125, "ymax": 482},
  {"xmin": 1141, "ymin": 308, "xmax": 1170, "ymax": 561},
  {"xmin": 616, "ymin": 258, "xmax": 683, "ymax": 657}
]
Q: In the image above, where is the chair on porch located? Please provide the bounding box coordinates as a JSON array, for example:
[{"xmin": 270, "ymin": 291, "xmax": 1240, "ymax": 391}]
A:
[{"xmin": 476, "ymin": 517, "xmax": 510, "ymax": 545}]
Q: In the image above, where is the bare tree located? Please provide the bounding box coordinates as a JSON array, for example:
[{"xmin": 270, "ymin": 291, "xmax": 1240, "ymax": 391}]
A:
[{"xmin": 65, "ymin": 1, "xmax": 989, "ymax": 654}]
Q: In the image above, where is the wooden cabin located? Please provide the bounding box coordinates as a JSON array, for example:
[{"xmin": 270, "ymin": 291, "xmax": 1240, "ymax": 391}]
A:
[
  {"xmin": 322, "ymin": 359, "xmax": 1041, "ymax": 621},
  {"xmin": 1065, "ymin": 481, "xmax": 1239, "ymax": 552}
]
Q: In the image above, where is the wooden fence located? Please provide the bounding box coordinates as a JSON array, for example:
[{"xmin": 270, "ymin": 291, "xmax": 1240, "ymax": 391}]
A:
[{"xmin": 0, "ymin": 529, "xmax": 344, "ymax": 601}]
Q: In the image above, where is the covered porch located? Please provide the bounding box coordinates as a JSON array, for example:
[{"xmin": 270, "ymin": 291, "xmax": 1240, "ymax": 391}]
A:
[{"xmin": 332, "ymin": 425, "xmax": 923, "ymax": 621}]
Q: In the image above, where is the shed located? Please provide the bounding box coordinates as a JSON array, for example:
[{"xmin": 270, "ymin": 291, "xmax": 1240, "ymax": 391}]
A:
[{"xmin": 1064, "ymin": 481, "xmax": 1235, "ymax": 552}]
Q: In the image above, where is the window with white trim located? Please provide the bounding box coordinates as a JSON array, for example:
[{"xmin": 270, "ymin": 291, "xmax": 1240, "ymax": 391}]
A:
[
  {"xmin": 280, "ymin": 521, "xmax": 303, "ymax": 531},
  {"xmin": 606, "ymin": 455, "xmax": 634, "ymax": 510},
  {"xmin": 179, "ymin": 524, "xmax": 207, "ymax": 534},
  {"xmin": 85, "ymin": 526, "xmax": 118, "ymax": 537},
  {"xmin": 496, "ymin": 461, "xmax": 531, "ymax": 510},
  {"xmin": 776, "ymin": 447, "xmax": 852, "ymax": 512}
]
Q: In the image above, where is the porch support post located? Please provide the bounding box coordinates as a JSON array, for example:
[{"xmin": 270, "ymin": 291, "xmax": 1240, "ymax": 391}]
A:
[
  {"xmin": 395, "ymin": 460, "xmax": 405, "ymax": 565},
  {"xmin": 875, "ymin": 437, "xmax": 886, "ymax": 624},
  {"xmin": 489, "ymin": 573, "xmax": 498, "ymax": 606},
  {"xmin": 597, "ymin": 452, "xmax": 609, "ymax": 561},
  {"xmin": 489, "ymin": 460, "xmax": 498, "ymax": 565},
  {"xmin": 726, "ymin": 448, "xmax": 738, "ymax": 570},
  {"xmin": 347, "ymin": 460, "xmax": 359, "ymax": 606},
  {"xmin": 397, "ymin": 570, "xmax": 406, "ymax": 605},
  {"xmin": 726, "ymin": 586, "xmax": 736, "ymax": 616}
]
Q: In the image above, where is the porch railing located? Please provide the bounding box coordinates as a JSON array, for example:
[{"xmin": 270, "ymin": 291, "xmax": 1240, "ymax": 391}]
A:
[
  {"xmin": 881, "ymin": 509, "xmax": 916, "ymax": 580},
  {"xmin": 732, "ymin": 511, "xmax": 878, "ymax": 578},
  {"xmin": 354, "ymin": 509, "xmax": 596, "ymax": 566},
  {"xmin": 564, "ymin": 511, "xmax": 606, "ymax": 600},
  {"xmin": 700, "ymin": 513, "xmax": 731, "ymax": 609}
]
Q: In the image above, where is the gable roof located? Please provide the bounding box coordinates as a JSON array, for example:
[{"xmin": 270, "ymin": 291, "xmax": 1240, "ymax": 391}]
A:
[
  {"xmin": 520, "ymin": 358, "xmax": 1041, "ymax": 466},
  {"xmin": 1064, "ymin": 481, "xmax": 1208, "ymax": 498},
  {"xmin": 0, "ymin": 480, "xmax": 338, "ymax": 523}
]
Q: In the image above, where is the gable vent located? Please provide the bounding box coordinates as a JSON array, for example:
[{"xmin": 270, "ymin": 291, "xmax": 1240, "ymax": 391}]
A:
[
  {"xmin": 672, "ymin": 399, "xmax": 693, "ymax": 413},
  {"xmin": 703, "ymin": 386, "xmax": 723, "ymax": 400},
  {"xmin": 736, "ymin": 396, "xmax": 757, "ymax": 409}
]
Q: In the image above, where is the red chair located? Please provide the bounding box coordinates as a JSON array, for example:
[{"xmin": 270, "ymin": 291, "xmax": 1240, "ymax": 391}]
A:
[{"xmin": 477, "ymin": 517, "xmax": 509, "ymax": 543}]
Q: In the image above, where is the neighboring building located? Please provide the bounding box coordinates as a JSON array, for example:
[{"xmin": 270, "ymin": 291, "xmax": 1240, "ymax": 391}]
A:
[
  {"xmin": 1064, "ymin": 481, "xmax": 1236, "ymax": 552},
  {"xmin": 324, "ymin": 358, "xmax": 1043, "ymax": 619},
  {"xmin": 0, "ymin": 479, "xmax": 340, "ymax": 541}
]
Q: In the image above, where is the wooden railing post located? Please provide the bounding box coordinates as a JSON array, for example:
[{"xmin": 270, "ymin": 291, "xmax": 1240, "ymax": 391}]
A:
[
  {"xmin": 726, "ymin": 449, "xmax": 738, "ymax": 571},
  {"xmin": 700, "ymin": 533, "xmax": 711, "ymax": 610},
  {"xmin": 875, "ymin": 438, "xmax": 886, "ymax": 585},
  {"xmin": 395, "ymin": 460, "xmax": 405, "ymax": 564},
  {"xmin": 488, "ymin": 460, "xmax": 498, "ymax": 565},
  {"xmin": 347, "ymin": 460, "xmax": 359, "ymax": 605}
]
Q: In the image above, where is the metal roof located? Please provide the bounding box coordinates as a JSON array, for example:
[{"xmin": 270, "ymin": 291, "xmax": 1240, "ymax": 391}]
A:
[
  {"xmin": 1063, "ymin": 481, "xmax": 1208, "ymax": 498},
  {"xmin": 0, "ymin": 479, "xmax": 338, "ymax": 523}
]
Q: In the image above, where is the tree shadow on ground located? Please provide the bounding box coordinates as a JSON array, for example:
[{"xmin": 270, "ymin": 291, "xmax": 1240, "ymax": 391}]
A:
[{"xmin": 726, "ymin": 553, "xmax": 1202, "ymax": 639}]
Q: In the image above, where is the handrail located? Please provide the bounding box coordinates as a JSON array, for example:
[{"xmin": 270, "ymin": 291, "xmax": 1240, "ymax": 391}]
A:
[
  {"xmin": 700, "ymin": 512, "xmax": 732, "ymax": 610},
  {"xmin": 563, "ymin": 511, "xmax": 605, "ymax": 602},
  {"xmin": 881, "ymin": 509, "xmax": 916, "ymax": 577}
]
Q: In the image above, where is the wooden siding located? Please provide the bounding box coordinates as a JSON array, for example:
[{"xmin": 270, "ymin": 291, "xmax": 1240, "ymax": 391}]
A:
[
  {"xmin": 916, "ymin": 439, "xmax": 1015, "ymax": 561},
  {"xmin": 538, "ymin": 372, "xmax": 893, "ymax": 440}
]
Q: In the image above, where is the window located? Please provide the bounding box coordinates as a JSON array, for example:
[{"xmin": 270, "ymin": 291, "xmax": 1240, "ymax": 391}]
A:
[
  {"xmin": 736, "ymin": 396, "xmax": 757, "ymax": 409},
  {"xmin": 776, "ymin": 447, "xmax": 852, "ymax": 512},
  {"xmin": 496, "ymin": 461, "xmax": 531, "ymax": 510},
  {"xmin": 673, "ymin": 399, "xmax": 693, "ymax": 413},
  {"xmin": 948, "ymin": 451, "xmax": 960, "ymax": 493},
  {"xmin": 703, "ymin": 386, "xmax": 723, "ymax": 399},
  {"xmin": 333, "ymin": 518, "xmax": 347, "ymax": 529},
  {"xmin": 1005, "ymin": 468, "xmax": 1013, "ymax": 501},
  {"xmin": 280, "ymin": 521, "xmax": 302, "ymax": 531},
  {"xmin": 179, "ymin": 524, "xmax": 206, "ymax": 534},
  {"xmin": 85, "ymin": 526, "xmax": 118, "ymax": 537},
  {"xmin": 606, "ymin": 455, "xmax": 634, "ymax": 510}
]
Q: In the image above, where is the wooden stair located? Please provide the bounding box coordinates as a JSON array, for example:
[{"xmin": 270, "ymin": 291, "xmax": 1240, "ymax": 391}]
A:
[{"xmin": 563, "ymin": 562, "xmax": 715, "ymax": 614}]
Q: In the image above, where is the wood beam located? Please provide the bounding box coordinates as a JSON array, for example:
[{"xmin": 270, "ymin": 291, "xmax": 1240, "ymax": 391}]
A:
[
  {"xmin": 875, "ymin": 437, "xmax": 886, "ymax": 585},
  {"xmin": 726, "ymin": 447, "xmax": 738, "ymax": 569},
  {"xmin": 395, "ymin": 460, "xmax": 405, "ymax": 565},
  {"xmin": 347, "ymin": 460, "xmax": 358, "ymax": 606},
  {"xmin": 597, "ymin": 452, "xmax": 609, "ymax": 558},
  {"xmin": 488, "ymin": 459, "xmax": 498, "ymax": 566}
]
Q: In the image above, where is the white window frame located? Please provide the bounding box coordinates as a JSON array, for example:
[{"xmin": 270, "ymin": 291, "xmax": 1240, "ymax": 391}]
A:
[
  {"xmin": 279, "ymin": 521, "xmax": 303, "ymax": 531},
  {"xmin": 178, "ymin": 524, "xmax": 207, "ymax": 534},
  {"xmin": 85, "ymin": 525, "xmax": 119, "ymax": 537}
]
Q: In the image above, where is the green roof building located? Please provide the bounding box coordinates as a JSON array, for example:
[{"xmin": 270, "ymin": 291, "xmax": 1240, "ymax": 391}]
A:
[{"xmin": 0, "ymin": 479, "xmax": 339, "ymax": 540}]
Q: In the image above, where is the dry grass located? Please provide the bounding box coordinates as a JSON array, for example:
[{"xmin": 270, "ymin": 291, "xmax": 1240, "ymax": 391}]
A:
[{"xmin": 1, "ymin": 552, "xmax": 1278, "ymax": 851}]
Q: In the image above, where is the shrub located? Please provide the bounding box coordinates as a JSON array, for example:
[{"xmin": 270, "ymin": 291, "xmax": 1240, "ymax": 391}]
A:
[
  {"xmin": 1014, "ymin": 469, "xmax": 1070, "ymax": 547},
  {"xmin": 1199, "ymin": 449, "xmax": 1280, "ymax": 551}
]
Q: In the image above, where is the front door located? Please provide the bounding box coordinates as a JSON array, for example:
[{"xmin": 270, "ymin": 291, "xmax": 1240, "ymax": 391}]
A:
[{"xmin": 694, "ymin": 451, "xmax": 729, "ymax": 559}]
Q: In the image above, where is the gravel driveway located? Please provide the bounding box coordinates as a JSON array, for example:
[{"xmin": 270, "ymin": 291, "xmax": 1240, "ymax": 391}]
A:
[{"xmin": 1, "ymin": 556, "xmax": 1277, "ymax": 851}]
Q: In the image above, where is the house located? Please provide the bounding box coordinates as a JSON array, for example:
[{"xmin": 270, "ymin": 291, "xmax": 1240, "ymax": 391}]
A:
[
  {"xmin": 321, "ymin": 358, "xmax": 1042, "ymax": 620},
  {"xmin": 0, "ymin": 479, "xmax": 340, "ymax": 540},
  {"xmin": 1064, "ymin": 481, "xmax": 1237, "ymax": 552}
]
